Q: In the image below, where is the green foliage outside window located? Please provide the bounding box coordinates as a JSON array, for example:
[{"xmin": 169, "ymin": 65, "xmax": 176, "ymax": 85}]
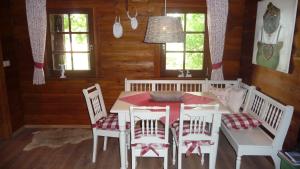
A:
[{"xmin": 165, "ymin": 13, "xmax": 206, "ymax": 71}]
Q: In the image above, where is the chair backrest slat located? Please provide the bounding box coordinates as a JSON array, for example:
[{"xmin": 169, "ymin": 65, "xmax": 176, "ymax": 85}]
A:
[
  {"xmin": 83, "ymin": 84, "xmax": 107, "ymax": 124},
  {"xmin": 178, "ymin": 104, "xmax": 221, "ymax": 143},
  {"xmin": 130, "ymin": 106, "xmax": 170, "ymax": 145}
]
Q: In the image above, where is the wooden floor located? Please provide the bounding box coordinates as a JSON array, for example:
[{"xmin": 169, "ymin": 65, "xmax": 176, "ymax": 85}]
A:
[{"xmin": 0, "ymin": 128, "xmax": 274, "ymax": 169}]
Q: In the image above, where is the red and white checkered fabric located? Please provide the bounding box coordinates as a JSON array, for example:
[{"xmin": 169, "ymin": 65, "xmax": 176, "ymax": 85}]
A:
[
  {"xmin": 92, "ymin": 113, "xmax": 130, "ymax": 130},
  {"xmin": 172, "ymin": 121, "xmax": 211, "ymax": 140},
  {"xmin": 222, "ymin": 113, "xmax": 262, "ymax": 130},
  {"xmin": 171, "ymin": 121, "xmax": 213, "ymax": 156},
  {"xmin": 184, "ymin": 140, "xmax": 214, "ymax": 156},
  {"xmin": 133, "ymin": 128, "xmax": 168, "ymax": 156},
  {"xmin": 134, "ymin": 128, "xmax": 166, "ymax": 139},
  {"xmin": 132, "ymin": 143, "xmax": 169, "ymax": 156}
]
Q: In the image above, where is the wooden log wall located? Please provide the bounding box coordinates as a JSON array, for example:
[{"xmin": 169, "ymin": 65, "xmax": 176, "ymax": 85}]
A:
[
  {"xmin": 240, "ymin": 0, "xmax": 300, "ymax": 148},
  {"xmin": 0, "ymin": 0, "xmax": 23, "ymax": 133},
  {"xmin": 4, "ymin": 0, "xmax": 245, "ymax": 126}
]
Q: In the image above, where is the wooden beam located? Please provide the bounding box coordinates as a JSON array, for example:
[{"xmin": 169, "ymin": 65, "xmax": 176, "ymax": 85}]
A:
[{"xmin": 0, "ymin": 39, "xmax": 12, "ymax": 139}]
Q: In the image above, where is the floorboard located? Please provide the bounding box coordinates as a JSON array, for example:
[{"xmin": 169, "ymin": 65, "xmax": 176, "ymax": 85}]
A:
[{"xmin": 0, "ymin": 128, "xmax": 274, "ymax": 169}]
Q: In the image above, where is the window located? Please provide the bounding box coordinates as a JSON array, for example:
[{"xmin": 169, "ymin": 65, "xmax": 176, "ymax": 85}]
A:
[
  {"xmin": 161, "ymin": 12, "xmax": 208, "ymax": 77},
  {"xmin": 47, "ymin": 9, "xmax": 94, "ymax": 76}
]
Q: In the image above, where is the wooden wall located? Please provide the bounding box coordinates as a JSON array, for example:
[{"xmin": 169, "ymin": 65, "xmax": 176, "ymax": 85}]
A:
[
  {"xmin": 5, "ymin": 0, "xmax": 245, "ymax": 126},
  {"xmin": 0, "ymin": 0, "xmax": 23, "ymax": 133},
  {"xmin": 240, "ymin": 0, "xmax": 300, "ymax": 148}
]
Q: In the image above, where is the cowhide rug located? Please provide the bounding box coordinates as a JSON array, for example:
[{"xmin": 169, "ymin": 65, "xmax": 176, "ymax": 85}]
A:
[{"xmin": 23, "ymin": 128, "xmax": 92, "ymax": 151}]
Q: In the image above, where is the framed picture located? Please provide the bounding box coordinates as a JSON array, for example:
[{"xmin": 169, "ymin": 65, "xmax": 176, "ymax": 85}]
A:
[{"xmin": 252, "ymin": 0, "xmax": 298, "ymax": 73}]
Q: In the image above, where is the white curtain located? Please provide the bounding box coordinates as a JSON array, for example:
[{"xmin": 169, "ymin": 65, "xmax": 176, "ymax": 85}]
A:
[
  {"xmin": 206, "ymin": 0, "xmax": 228, "ymax": 80},
  {"xmin": 26, "ymin": 0, "xmax": 47, "ymax": 85}
]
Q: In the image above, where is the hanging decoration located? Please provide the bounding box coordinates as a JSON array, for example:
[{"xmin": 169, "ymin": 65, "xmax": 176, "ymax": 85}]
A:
[
  {"xmin": 127, "ymin": 10, "xmax": 138, "ymax": 30},
  {"xmin": 113, "ymin": 16, "xmax": 123, "ymax": 38}
]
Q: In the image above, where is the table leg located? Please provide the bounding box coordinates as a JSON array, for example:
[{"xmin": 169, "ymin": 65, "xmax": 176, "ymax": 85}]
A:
[{"xmin": 118, "ymin": 112, "xmax": 127, "ymax": 169}]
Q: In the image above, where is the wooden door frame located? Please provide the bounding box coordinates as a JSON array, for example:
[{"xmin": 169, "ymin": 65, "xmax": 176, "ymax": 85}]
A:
[{"xmin": 0, "ymin": 39, "xmax": 12, "ymax": 139}]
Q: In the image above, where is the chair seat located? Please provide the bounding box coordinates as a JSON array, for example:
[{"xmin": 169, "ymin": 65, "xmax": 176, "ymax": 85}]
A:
[{"xmin": 93, "ymin": 114, "xmax": 130, "ymax": 130}]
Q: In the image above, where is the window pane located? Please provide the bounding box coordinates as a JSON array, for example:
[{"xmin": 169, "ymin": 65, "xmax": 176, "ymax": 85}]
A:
[
  {"xmin": 63, "ymin": 15, "xmax": 69, "ymax": 32},
  {"xmin": 71, "ymin": 34, "xmax": 89, "ymax": 51},
  {"xmin": 186, "ymin": 33, "xmax": 204, "ymax": 51},
  {"xmin": 73, "ymin": 53, "xmax": 90, "ymax": 70},
  {"xmin": 51, "ymin": 34, "xmax": 71, "ymax": 52},
  {"xmin": 49, "ymin": 14, "xmax": 69, "ymax": 32},
  {"xmin": 167, "ymin": 13, "xmax": 184, "ymax": 29},
  {"xmin": 186, "ymin": 13, "xmax": 205, "ymax": 32},
  {"xmin": 52, "ymin": 53, "xmax": 65, "ymax": 70},
  {"xmin": 65, "ymin": 53, "xmax": 72, "ymax": 70},
  {"xmin": 166, "ymin": 52, "xmax": 183, "ymax": 70},
  {"xmin": 166, "ymin": 43, "xmax": 184, "ymax": 51},
  {"xmin": 70, "ymin": 14, "xmax": 88, "ymax": 32},
  {"xmin": 185, "ymin": 53, "xmax": 203, "ymax": 70}
]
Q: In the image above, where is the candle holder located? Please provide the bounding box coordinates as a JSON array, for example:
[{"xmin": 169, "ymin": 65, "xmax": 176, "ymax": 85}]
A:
[{"xmin": 59, "ymin": 64, "xmax": 66, "ymax": 79}]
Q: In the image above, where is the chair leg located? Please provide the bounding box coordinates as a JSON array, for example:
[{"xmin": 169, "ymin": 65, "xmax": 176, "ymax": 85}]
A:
[
  {"xmin": 103, "ymin": 136, "xmax": 108, "ymax": 151},
  {"xmin": 125, "ymin": 148, "xmax": 128, "ymax": 168},
  {"xmin": 209, "ymin": 153, "xmax": 217, "ymax": 169},
  {"xmin": 132, "ymin": 152, "xmax": 136, "ymax": 169},
  {"xmin": 92, "ymin": 136, "xmax": 98, "ymax": 163},
  {"xmin": 209, "ymin": 145, "xmax": 218, "ymax": 169},
  {"xmin": 172, "ymin": 138, "xmax": 176, "ymax": 165},
  {"xmin": 271, "ymin": 153, "xmax": 281, "ymax": 169},
  {"xmin": 164, "ymin": 154, "xmax": 168, "ymax": 169},
  {"xmin": 178, "ymin": 150, "xmax": 182, "ymax": 169},
  {"xmin": 235, "ymin": 156, "xmax": 242, "ymax": 169},
  {"xmin": 127, "ymin": 132, "xmax": 130, "ymax": 150}
]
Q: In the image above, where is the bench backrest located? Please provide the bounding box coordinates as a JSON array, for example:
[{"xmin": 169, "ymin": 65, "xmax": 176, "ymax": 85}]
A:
[
  {"xmin": 244, "ymin": 89, "xmax": 293, "ymax": 148},
  {"xmin": 125, "ymin": 78, "xmax": 206, "ymax": 92},
  {"xmin": 125, "ymin": 78, "xmax": 242, "ymax": 92},
  {"xmin": 205, "ymin": 79, "xmax": 241, "ymax": 91}
]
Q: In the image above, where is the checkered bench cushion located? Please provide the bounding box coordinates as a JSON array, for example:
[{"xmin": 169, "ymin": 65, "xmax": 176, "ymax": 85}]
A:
[
  {"xmin": 93, "ymin": 113, "xmax": 130, "ymax": 130},
  {"xmin": 222, "ymin": 113, "xmax": 262, "ymax": 130}
]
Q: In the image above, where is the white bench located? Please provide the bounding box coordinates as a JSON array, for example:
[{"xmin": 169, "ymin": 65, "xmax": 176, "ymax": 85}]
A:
[
  {"xmin": 125, "ymin": 78, "xmax": 241, "ymax": 92},
  {"xmin": 221, "ymin": 87, "xmax": 294, "ymax": 169}
]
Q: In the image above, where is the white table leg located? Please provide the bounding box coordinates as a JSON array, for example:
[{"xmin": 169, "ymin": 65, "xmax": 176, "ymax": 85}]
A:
[{"xmin": 118, "ymin": 112, "xmax": 127, "ymax": 169}]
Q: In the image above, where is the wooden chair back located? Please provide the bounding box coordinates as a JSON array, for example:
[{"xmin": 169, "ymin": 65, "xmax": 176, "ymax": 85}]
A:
[{"xmin": 82, "ymin": 84, "xmax": 107, "ymax": 125}]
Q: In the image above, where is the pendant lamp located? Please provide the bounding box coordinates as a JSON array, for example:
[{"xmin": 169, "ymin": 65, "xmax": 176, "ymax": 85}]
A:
[{"xmin": 144, "ymin": 0, "xmax": 184, "ymax": 43}]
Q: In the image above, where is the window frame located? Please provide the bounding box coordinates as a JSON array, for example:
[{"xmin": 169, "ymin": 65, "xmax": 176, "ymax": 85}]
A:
[
  {"xmin": 46, "ymin": 8, "xmax": 95, "ymax": 78},
  {"xmin": 160, "ymin": 8, "xmax": 210, "ymax": 78}
]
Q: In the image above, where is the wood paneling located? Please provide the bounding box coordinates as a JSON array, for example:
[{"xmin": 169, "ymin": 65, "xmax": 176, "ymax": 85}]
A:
[
  {"xmin": 240, "ymin": 0, "xmax": 300, "ymax": 148},
  {"xmin": 0, "ymin": 40, "xmax": 12, "ymax": 139},
  {"xmin": 0, "ymin": 0, "xmax": 23, "ymax": 134},
  {"xmin": 7, "ymin": 0, "xmax": 245, "ymax": 125}
]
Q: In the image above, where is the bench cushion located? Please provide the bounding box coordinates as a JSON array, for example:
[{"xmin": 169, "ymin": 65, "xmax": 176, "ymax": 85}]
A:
[{"xmin": 222, "ymin": 113, "xmax": 262, "ymax": 129}]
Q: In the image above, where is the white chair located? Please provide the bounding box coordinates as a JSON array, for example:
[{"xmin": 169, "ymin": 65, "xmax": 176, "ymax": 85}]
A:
[
  {"xmin": 83, "ymin": 84, "xmax": 129, "ymax": 163},
  {"xmin": 171, "ymin": 103, "xmax": 221, "ymax": 169},
  {"xmin": 130, "ymin": 106, "xmax": 170, "ymax": 169}
]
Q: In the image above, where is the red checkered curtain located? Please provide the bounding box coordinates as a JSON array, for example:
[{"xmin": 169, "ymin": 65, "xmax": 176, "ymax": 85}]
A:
[
  {"xmin": 26, "ymin": 0, "xmax": 47, "ymax": 85},
  {"xmin": 206, "ymin": 0, "xmax": 228, "ymax": 80}
]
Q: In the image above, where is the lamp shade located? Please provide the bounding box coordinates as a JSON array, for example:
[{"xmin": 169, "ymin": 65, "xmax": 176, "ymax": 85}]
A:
[{"xmin": 144, "ymin": 16, "xmax": 184, "ymax": 43}]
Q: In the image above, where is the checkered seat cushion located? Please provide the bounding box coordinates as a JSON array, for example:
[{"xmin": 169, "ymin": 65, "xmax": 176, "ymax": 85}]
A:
[
  {"xmin": 222, "ymin": 113, "xmax": 262, "ymax": 130},
  {"xmin": 92, "ymin": 113, "xmax": 130, "ymax": 130},
  {"xmin": 132, "ymin": 128, "xmax": 168, "ymax": 156},
  {"xmin": 172, "ymin": 121, "xmax": 212, "ymax": 141},
  {"xmin": 171, "ymin": 121, "xmax": 214, "ymax": 156}
]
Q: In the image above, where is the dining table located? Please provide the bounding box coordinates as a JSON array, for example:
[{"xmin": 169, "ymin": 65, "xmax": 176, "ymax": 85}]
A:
[{"xmin": 110, "ymin": 91, "xmax": 231, "ymax": 169}]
